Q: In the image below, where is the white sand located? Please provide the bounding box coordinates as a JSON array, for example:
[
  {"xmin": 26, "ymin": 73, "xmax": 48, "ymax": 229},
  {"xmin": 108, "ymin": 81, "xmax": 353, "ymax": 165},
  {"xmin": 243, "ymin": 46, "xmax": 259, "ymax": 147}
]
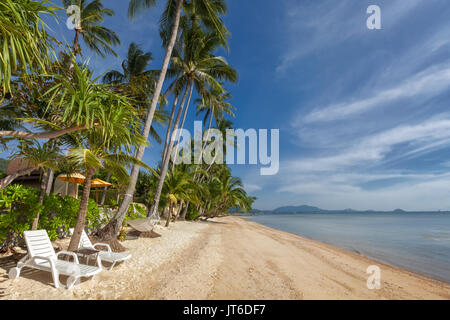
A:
[{"xmin": 1, "ymin": 217, "xmax": 449, "ymax": 300}]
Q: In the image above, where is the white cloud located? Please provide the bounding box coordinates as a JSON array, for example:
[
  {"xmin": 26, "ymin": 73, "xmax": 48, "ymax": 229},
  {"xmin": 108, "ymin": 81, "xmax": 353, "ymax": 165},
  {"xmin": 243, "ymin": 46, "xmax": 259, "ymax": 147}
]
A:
[
  {"xmin": 288, "ymin": 117, "xmax": 450, "ymax": 172},
  {"xmin": 244, "ymin": 183, "xmax": 262, "ymax": 193},
  {"xmin": 303, "ymin": 65, "xmax": 450, "ymax": 123}
]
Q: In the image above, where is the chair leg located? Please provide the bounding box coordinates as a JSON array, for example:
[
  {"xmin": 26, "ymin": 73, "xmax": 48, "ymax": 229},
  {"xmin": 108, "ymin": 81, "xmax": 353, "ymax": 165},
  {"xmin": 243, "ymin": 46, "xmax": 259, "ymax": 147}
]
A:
[
  {"xmin": 96, "ymin": 256, "xmax": 103, "ymax": 269},
  {"xmin": 108, "ymin": 261, "xmax": 116, "ymax": 270},
  {"xmin": 51, "ymin": 269, "xmax": 60, "ymax": 289}
]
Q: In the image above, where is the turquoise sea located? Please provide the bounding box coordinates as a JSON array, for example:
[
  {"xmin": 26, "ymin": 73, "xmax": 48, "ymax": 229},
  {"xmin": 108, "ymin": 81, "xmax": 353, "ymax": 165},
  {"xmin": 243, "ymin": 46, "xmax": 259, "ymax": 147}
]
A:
[{"xmin": 251, "ymin": 212, "xmax": 450, "ymax": 283}]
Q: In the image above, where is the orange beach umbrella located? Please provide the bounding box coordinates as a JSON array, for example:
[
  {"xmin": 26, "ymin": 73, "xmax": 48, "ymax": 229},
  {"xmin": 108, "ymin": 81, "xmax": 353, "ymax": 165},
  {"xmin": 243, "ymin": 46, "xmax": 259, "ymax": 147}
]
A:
[
  {"xmin": 90, "ymin": 178, "xmax": 113, "ymax": 188},
  {"xmin": 57, "ymin": 173, "xmax": 86, "ymax": 184}
]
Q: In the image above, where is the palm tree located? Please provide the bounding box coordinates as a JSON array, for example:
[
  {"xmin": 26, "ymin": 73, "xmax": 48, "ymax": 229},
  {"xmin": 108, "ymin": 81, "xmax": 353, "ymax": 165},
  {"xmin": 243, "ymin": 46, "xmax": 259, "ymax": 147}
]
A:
[
  {"xmin": 106, "ymin": 0, "xmax": 230, "ymax": 241},
  {"xmin": 62, "ymin": 0, "xmax": 120, "ymax": 57},
  {"xmin": 160, "ymin": 166, "xmax": 194, "ymax": 226},
  {"xmin": 195, "ymin": 86, "xmax": 234, "ymax": 162},
  {"xmin": 103, "ymin": 42, "xmax": 165, "ymax": 144},
  {"xmin": 67, "ymin": 101, "xmax": 149, "ymax": 252},
  {"xmin": 0, "ymin": 0, "xmax": 57, "ymax": 95},
  {"xmin": 149, "ymin": 28, "xmax": 237, "ymax": 220},
  {"xmin": 103, "ymin": 42, "xmax": 153, "ymax": 84},
  {"xmin": 10, "ymin": 140, "xmax": 59, "ymax": 230},
  {"xmin": 169, "ymin": 27, "xmax": 237, "ymax": 162}
]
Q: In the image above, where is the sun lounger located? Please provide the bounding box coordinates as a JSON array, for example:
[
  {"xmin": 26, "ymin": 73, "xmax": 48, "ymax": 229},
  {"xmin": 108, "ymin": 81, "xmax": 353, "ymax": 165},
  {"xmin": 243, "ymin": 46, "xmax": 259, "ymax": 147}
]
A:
[
  {"xmin": 70, "ymin": 228, "xmax": 131, "ymax": 270},
  {"xmin": 8, "ymin": 230, "xmax": 102, "ymax": 289}
]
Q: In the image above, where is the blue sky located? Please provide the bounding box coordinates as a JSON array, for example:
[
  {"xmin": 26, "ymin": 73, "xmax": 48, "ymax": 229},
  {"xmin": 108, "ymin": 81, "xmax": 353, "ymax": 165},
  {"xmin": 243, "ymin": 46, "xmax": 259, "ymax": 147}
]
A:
[{"xmin": 8, "ymin": 0, "xmax": 450, "ymax": 211}]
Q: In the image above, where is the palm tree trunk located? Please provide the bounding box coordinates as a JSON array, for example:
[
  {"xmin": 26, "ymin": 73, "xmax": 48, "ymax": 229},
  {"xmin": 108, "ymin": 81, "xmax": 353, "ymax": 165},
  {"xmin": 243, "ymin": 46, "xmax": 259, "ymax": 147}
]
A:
[
  {"xmin": 162, "ymin": 95, "xmax": 179, "ymax": 165},
  {"xmin": 172, "ymin": 82, "xmax": 194, "ymax": 167},
  {"xmin": 0, "ymin": 125, "xmax": 87, "ymax": 139},
  {"xmin": 99, "ymin": 0, "xmax": 184, "ymax": 241},
  {"xmin": 175, "ymin": 202, "xmax": 183, "ymax": 221},
  {"xmin": 0, "ymin": 167, "xmax": 38, "ymax": 190},
  {"xmin": 31, "ymin": 169, "xmax": 49, "ymax": 230},
  {"xmin": 45, "ymin": 168, "xmax": 54, "ymax": 195},
  {"xmin": 149, "ymin": 81, "xmax": 191, "ymax": 219},
  {"xmin": 166, "ymin": 202, "xmax": 173, "ymax": 227},
  {"xmin": 180, "ymin": 201, "xmax": 189, "ymax": 220},
  {"xmin": 73, "ymin": 28, "xmax": 81, "ymax": 55},
  {"xmin": 68, "ymin": 169, "xmax": 95, "ymax": 252},
  {"xmin": 100, "ymin": 172, "xmax": 111, "ymax": 206}
]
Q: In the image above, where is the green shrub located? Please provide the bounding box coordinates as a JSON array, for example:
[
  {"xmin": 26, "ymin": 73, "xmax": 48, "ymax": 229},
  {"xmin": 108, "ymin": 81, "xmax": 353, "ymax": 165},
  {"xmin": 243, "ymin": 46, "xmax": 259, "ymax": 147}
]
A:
[
  {"xmin": 0, "ymin": 185, "xmax": 104, "ymax": 249},
  {"xmin": 0, "ymin": 185, "xmax": 39, "ymax": 251},
  {"xmin": 40, "ymin": 195, "xmax": 103, "ymax": 240},
  {"xmin": 186, "ymin": 207, "xmax": 201, "ymax": 221}
]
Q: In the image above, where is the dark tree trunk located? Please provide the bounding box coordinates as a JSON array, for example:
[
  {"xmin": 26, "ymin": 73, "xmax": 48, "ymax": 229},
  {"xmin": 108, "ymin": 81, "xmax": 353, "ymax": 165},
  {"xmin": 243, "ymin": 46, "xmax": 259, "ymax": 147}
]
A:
[
  {"xmin": 180, "ymin": 201, "xmax": 189, "ymax": 220},
  {"xmin": 31, "ymin": 169, "xmax": 49, "ymax": 230},
  {"xmin": 100, "ymin": 172, "xmax": 111, "ymax": 206},
  {"xmin": 0, "ymin": 167, "xmax": 38, "ymax": 190},
  {"xmin": 67, "ymin": 169, "xmax": 95, "ymax": 252},
  {"xmin": 45, "ymin": 168, "xmax": 54, "ymax": 195},
  {"xmin": 73, "ymin": 28, "xmax": 81, "ymax": 56},
  {"xmin": 166, "ymin": 202, "xmax": 173, "ymax": 227}
]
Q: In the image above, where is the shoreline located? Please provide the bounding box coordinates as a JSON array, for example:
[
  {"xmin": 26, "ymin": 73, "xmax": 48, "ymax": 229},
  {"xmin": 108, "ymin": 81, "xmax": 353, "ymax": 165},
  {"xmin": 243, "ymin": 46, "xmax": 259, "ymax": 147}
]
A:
[
  {"xmin": 244, "ymin": 216, "xmax": 450, "ymax": 285},
  {"xmin": 1, "ymin": 216, "xmax": 449, "ymax": 300}
]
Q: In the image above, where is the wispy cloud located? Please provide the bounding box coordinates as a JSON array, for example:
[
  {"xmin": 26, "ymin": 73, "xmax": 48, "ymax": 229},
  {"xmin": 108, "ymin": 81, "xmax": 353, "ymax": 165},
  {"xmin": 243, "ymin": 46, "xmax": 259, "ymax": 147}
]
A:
[
  {"xmin": 289, "ymin": 117, "xmax": 450, "ymax": 172},
  {"xmin": 276, "ymin": 0, "xmax": 424, "ymax": 74},
  {"xmin": 303, "ymin": 65, "xmax": 450, "ymax": 123}
]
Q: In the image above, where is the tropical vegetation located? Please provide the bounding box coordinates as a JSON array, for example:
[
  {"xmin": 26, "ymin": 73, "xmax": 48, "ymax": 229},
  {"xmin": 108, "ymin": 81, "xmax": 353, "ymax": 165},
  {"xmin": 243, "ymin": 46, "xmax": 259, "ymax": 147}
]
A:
[{"xmin": 0, "ymin": 0, "xmax": 255, "ymax": 252}]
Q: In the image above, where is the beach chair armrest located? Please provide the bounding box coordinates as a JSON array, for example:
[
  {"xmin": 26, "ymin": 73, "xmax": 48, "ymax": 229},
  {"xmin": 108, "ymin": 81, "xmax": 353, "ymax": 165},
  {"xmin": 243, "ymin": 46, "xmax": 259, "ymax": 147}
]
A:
[
  {"xmin": 93, "ymin": 243, "xmax": 112, "ymax": 252},
  {"xmin": 31, "ymin": 256, "xmax": 57, "ymax": 268},
  {"xmin": 56, "ymin": 251, "xmax": 79, "ymax": 264}
]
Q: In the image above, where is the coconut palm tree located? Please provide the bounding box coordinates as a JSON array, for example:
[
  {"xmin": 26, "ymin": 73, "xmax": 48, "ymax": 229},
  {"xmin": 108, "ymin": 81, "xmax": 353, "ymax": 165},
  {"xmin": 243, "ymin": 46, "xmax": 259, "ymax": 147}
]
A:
[
  {"xmin": 149, "ymin": 29, "xmax": 237, "ymax": 220},
  {"xmin": 62, "ymin": 0, "xmax": 120, "ymax": 57},
  {"xmin": 105, "ymin": 0, "xmax": 230, "ymax": 241},
  {"xmin": 169, "ymin": 27, "xmax": 237, "ymax": 161},
  {"xmin": 103, "ymin": 42, "xmax": 154, "ymax": 85},
  {"xmin": 160, "ymin": 166, "xmax": 194, "ymax": 226}
]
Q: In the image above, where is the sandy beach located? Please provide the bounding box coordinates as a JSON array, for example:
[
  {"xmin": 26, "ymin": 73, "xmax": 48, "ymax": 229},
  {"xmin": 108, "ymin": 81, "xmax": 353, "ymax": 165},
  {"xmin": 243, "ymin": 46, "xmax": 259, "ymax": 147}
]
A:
[{"xmin": 1, "ymin": 216, "xmax": 449, "ymax": 300}]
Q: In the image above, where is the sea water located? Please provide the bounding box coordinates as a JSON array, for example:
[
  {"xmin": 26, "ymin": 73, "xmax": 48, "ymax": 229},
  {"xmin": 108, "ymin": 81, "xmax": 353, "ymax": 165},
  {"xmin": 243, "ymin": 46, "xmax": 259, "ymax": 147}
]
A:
[{"xmin": 251, "ymin": 212, "xmax": 450, "ymax": 283}]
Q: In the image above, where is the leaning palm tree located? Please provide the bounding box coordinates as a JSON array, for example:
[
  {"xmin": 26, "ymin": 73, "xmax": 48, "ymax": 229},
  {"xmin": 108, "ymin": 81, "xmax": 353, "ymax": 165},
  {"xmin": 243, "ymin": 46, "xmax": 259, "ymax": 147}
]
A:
[
  {"xmin": 149, "ymin": 28, "xmax": 237, "ymax": 219},
  {"xmin": 66, "ymin": 102, "xmax": 149, "ymax": 252},
  {"xmin": 103, "ymin": 0, "xmax": 230, "ymax": 241},
  {"xmin": 169, "ymin": 27, "xmax": 237, "ymax": 161},
  {"xmin": 62, "ymin": 0, "xmax": 120, "ymax": 57}
]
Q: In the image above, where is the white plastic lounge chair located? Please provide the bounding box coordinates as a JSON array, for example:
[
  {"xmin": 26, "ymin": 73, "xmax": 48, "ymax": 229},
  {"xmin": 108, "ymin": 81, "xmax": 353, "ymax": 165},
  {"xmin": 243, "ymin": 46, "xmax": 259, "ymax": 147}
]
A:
[
  {"xmin": 8, "ymin": 230, "xmax": 102, "ymax": 289},
  {"xmin": 71, "ymin": 228, "xmax": 131, "ymax": 270}
]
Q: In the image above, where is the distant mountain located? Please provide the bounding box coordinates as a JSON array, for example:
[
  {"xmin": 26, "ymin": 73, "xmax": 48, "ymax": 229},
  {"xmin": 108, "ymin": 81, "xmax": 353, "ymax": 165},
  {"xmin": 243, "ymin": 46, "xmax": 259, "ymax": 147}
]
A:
[
  {"xmin": 273, "ymin": 205, "xmax": 325, "ymax": 213},
  {"xmin": 250, "ymin": 205, "xmax": 448, "ymax": 214}
]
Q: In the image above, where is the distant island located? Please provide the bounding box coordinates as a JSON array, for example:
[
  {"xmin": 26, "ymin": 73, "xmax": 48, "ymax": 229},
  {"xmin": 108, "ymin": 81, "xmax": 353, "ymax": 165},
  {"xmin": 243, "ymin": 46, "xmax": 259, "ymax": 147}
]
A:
[{"xmin": 249, "ymin": 205, "xmax": 449, "ymax": 215}]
